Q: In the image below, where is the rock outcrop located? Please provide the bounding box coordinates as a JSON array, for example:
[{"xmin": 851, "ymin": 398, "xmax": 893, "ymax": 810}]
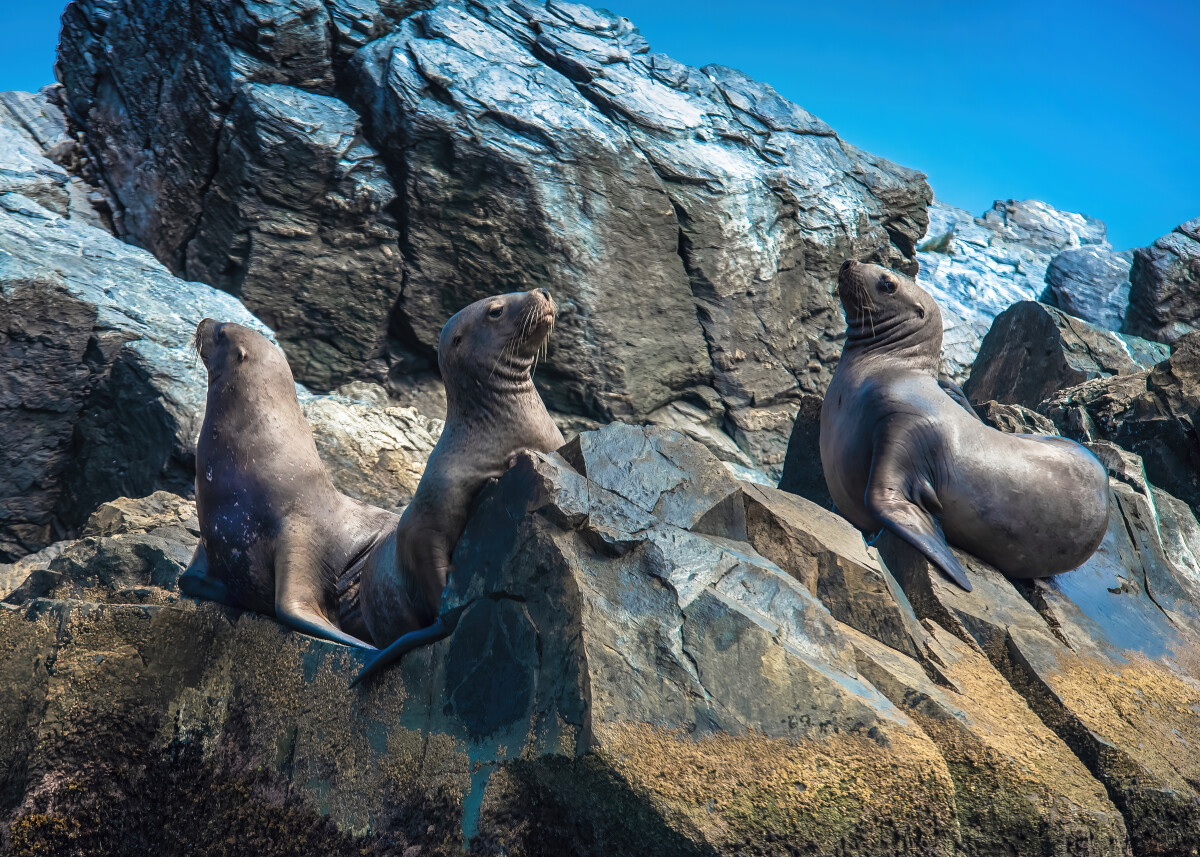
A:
[
  {"xmin": 5, "ymin": 422, "xmax": 1160, "ymax": 856},
  {"xmin": 917, "ymin": 199, "xmax": 1111, "ymax": 382},
  {"xmin": 55, "ymin": 0, "xmax": 933, "ymax": 475},
  {"xmin": 964, "ymin": 301, "xmax": 1167, "ymax": 409},
  {"xmin": 1040, "ymin": 245, "xmax": 1134, "ymax": 331},
  {"xmin": 1123, "ymin": 217, "xmax": 1200, "ymax": 344}
]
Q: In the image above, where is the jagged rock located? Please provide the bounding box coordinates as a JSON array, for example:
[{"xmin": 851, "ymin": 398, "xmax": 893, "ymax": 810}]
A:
[
  {"xmin": 1124, "ymin": 217, "xmax": 1200, "ymax": 344},
  {"xmin": 776, "ymin": 393, "xmax": 831, "ymax": 510},
  {"xmin": 57, "ymin": 0, "xmax": 932, "ymax": 470},
  {"xmin": 1041, "ymin": 245, "xmax": 1133, "ymax": 331},
  {"xmin": 964, "ymin": 301, "xmax": 1167, "ymax": 409},
  {"xmin": 877, "ymin": 442, "xmax": 1200, "ymax": 855},
  {"xmin": 0, "ymin": 191, "xmax": 267, "ymax": 561},
  {"xmin": 972, "ymin": 400, "xmax": 1059, "ymax": 435},
  {"xmin": 0, "ymin": 180, "xmax": 440, "ymax": 560},
  {"xmin": 917, "ymin": 199, "xmax": 1110, "ymax": 383},
  {"xmin": 3, "ymin": 492, "xmax": 199, "ymax": 606},
  {"xmin": 1039, "ymin": 332, "xmax": 1200, "ymax": 517}
]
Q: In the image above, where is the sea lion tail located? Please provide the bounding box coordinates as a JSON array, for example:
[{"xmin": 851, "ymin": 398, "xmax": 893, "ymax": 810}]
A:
[{"xmin": 350, "ymin": 616, "xmax": 453, "ymax": 688}]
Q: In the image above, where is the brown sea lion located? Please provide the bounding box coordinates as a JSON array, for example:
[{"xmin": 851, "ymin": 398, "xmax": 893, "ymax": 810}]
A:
[
  {"xmin": 820, "ymin": 260, "xmax": 1109, "ymax": 591},
  {"xmin": 353, "ymin": 288, "xmax": 565, "ymax": 685},
  {"xmin": 179, "ymin": 319, "xmax": 399, "ymax": 648}
]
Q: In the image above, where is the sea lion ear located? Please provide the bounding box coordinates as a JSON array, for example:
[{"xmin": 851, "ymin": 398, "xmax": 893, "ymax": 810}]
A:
[{"xmin": 237, "ymin": 347, "xmax": 249, "ymax": 361}]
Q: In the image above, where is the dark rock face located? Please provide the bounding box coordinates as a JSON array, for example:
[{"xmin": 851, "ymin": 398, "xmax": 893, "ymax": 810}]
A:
[
  {"xmin": 1041, "ymin": 245, "xmax": 1133, "ymax": 331},
  {"xmin": 1040, "ymin": 333, "xmax": 1200, "ymax": 518},
  {"xmin": 56, "ymin": 0, "xmax": 932, "ymax": 471},
  {"xmin": 776, "ymin": 393, "xmax": 830, "ymax": 509},
  {"xmin": 1124, "ymin": 217, "xmax": 1200, "ymax": 344},
  {"xmin": 964, "ymin": 301, "xmax": 1167, "ymax": 409}
]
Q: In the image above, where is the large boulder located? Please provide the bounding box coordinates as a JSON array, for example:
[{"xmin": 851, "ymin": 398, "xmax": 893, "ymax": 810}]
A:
[
  {"xmin": 56, "ymin": 0, "xmax": 933, "ymax": 475},
  {"xmin": 1040, "ymin": 245, "xmax": 1133, "ymax": 331},
  {"xmin": 964, "ymin": 301, "xmax": 1167, "ymax": 409},
  {"xmin": 917, "ymin": 199, "xmax": 1111, "ymax": 382},
  {"xmin": 2, "ymin": 423, "xmax": 1143, "ymax": 855},
  {"xmin": 1123, "ymin": 217, "xmax": 1200, "ymax": 344}
]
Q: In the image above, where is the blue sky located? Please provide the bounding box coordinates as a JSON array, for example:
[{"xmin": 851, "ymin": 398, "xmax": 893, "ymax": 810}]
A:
[{"xmin": 1, "ymin": 1, "xmax": 1195, "ymax": 250}]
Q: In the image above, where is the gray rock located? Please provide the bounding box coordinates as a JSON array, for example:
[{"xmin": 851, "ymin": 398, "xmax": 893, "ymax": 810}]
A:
[
  {"xmin": 1039, "ymin": 332, "xmax": 1200, "ymax": 518},
  {"xmin": 964, "ymin": 301, "xmax": 1165, "ymax": 409},
  {"xmin": 917, "ymin": 199, "xmax": 1111, "ymax": 383},
  {"xmin": 1124, "ymin": 217, "xmax": 1200, "ymax": 344},
  {"xmin": 777, "ymin": 393, "xmax": 831, "ymax": 510},
  {"xmin": 1041, "ymin": 245, "xmax": 1133, "ymax": 330},
  {"xmin": 877, "ymin": 443, "xmax": 1200, "ymax": 854},
  {"xmin": 57, "ymin": 0, "xmax": 933, "ymax": 471},
  {"xmin": 184, "ymin": 83, "xmax": 404, "ymax": 391},
  {"xmin": 972, "ymin": 400, "xmax": 1059, "ymax": 435}
]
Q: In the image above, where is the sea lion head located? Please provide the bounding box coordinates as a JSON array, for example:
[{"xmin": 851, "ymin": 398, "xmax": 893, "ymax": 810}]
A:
[
  {"xmin": 193, "ymin": 319, "xmax": 292, "ymax": 385},
  {"xmin": 438, "ymin": 289, "xmax": 556, "ymax": 385},
  {"xmin": 837, "ymin": 261, "xmax": 942, "ymax": 357}
]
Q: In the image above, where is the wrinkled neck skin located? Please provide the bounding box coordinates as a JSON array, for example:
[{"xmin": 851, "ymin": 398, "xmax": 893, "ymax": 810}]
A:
[{"xmin": 843, "ymin": 310, "xmax": 942, "ymax": 376}]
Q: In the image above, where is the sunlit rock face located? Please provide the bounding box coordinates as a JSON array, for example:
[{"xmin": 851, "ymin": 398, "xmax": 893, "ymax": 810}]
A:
[{"xmin": 54, "ymin": 0, "xmax": 933, "ymax": 477}]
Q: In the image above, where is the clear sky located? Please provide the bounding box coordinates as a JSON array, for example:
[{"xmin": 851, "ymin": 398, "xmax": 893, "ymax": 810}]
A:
[{"xmin": 1, "ymin": 1, "xmax": 1195, "ymax": 250}]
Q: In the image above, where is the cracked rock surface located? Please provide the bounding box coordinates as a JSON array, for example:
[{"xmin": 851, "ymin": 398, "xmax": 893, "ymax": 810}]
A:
[{"xmin": 55, "ymin": 0, "xmax": 932, "ymax": 477}]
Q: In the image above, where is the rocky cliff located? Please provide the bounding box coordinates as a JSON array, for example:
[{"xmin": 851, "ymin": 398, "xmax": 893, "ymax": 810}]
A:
[{"xmin": 3, "ymin": 0, "xmax": 1200, "ymax": 854}]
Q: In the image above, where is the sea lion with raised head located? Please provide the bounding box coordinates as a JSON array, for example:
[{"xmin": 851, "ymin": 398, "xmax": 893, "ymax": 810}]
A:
[
  {"xmin": 353, "ymin": 288, "xmax": 565, "ymax": 684},
  {"xmin": 180, "ymin": 319, "xmax": 400, "ymax": 648},
  {"xmin": 820, "ymin": 260, "xmax": 1109, "ymax": 591}
]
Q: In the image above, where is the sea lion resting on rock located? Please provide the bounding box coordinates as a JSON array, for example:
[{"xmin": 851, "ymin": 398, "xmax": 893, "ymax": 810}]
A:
[
  {"xmin": 353, "ymin": 288, "xmax": 565, "ymax": 684},
  {"xmin": 820, "ymin": 260, "xmax": 1109, "ymax": 591},
  {"xmin": 180, "ymin": 319, "xmax": 399, "ymax": 648}
]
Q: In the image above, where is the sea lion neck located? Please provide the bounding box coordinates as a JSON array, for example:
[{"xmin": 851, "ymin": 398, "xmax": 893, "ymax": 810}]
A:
[{"xmin": 843, "ymin": 313, "xmax": 942, "ymax": 375}]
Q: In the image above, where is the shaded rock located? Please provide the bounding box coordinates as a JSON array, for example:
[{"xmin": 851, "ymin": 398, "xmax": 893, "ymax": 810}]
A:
[
  {"xmin": 0, "ymin": 192, "xmax": 268, "ymax": 561},
  {"xmin": 184, "ymin": 83, "xmax": 404, "ymax": 390},
  {"xmin": 964, "ymin": 301, "xmax": 1166, "ymax": 409},
  {"xmin": 1124, "ymin": 217, "xmax": 1200, "ymax": 344},
  {"xmin": 877, "ymin": 444, "xmax": 1200, "ymax": 855},
  {"xmin": 0, "ymin": 186, "xmax": 441, "ymax": 561},
  {"xmin": 1039, "ymin": 332, "xmax": 1200, "ymax": 518},
  {"xmin": 917, "ymin": 199, "xmax": 1110, "ymax": 383},
  {"xmin": 3, "ymin": 492, "xmax": 199, "ymax": 606},
  {"xmin": 972, "ymin": 400, "xmax": 1059, "ymax": 435},
  {"xmin": 1041, "ymin": 245, "xmax": 1133, "ymax": 331},
  {"xmin": 776, "ymin": 393, "xmax": 831, "ymax": 510}
]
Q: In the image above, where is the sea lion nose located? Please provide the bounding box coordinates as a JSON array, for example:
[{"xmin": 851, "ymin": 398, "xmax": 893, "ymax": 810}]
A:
[
  {"xmin": 840, "ymin": 260, "xmax": 855, "ymax": 273},
  {"xmin": 537, "ymin": 288, "xmax": 551, "ymax": 301}
]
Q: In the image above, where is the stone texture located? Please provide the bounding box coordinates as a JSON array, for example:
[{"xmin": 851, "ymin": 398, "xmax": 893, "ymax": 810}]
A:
[
  {"xmin": 964, "ymin": 301, "xmax": 1167, "ymax": 409},
  {"xmin": 2, "ymin": 422, "xmax": 1148, "ymax": 854},
  {"xmin": 1039, "ymin": 332, "xmax": 1200, "ymax": 518},
  {"xmin": 917, "ymin": 199, "xmax": 1110, "ymax": 383},
  {"xmin": 877, "ymin": 441, "xmax": 1200, "ymax": 856},
  {"xmin": 56, "ymin": 0, "xmax": 933, "ymax": 471},
  {"xmin": 972, "ymin": 400, "xmax": 1059, "ymax": 435},
  {"xmin": 1124, "ymin": 217, "xmax": 1200, "ymax": 344},
  {"xmin": 1041, "ymin": 245, "xmax": 1134, "ymax": 331},
  {"xmin": 776, "ymin": 393, "xmax": 831, "ymax": 510}
]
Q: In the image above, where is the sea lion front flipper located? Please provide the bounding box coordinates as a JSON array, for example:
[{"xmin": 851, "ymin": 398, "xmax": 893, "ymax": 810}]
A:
[
  {"xmin": 275, "ymin": 533, "xmax": 376, "ymax": 650},
  {"xmin": 350, "ymin": 616, "xmax": 454, "ymax": 688},
  {"xmin": 865, "ymin": 424, "xmax": 973, "ymax": 592},
  {"xmin": 178, "ymin": 542, "xmax": 230, "ymax": 604},
  {"xmin": 937, "ymin": 378, "xmax": 980, "ymax": 421}
]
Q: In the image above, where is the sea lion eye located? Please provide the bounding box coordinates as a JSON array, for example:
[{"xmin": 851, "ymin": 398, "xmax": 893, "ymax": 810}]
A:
[
  {"xmin": 878, "ymin": 277, "xmax": 897, "ymax": 294},
  {"xmin": 452, "ymin": 335, "xmax": 462, "ymax": 347},
  {"xmin": 487, "ymin": 305, "xmax": 504, "ymax": 319}
]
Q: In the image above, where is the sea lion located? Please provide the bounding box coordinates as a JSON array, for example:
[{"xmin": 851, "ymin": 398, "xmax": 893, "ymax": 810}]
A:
[
  {"xmin": 820, "ymin": 260, "xmax": 1109, "ymax": 591},
  {"xmin": 179, "ymin": 319, "xmax": 400, "ymax": 648},
  {"xmin": 353, "ymin": 288, "xmax": 565, "ymax": 684}
]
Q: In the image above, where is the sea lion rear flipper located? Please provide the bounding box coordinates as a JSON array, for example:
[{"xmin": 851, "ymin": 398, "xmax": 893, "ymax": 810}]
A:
[
  {"xmin": 178, "ymin": 543, "xmax": 230, "ymax": 604},
  {"xmin": 275, "ymin": 534, "xmax": 376, "ymax": 649},
  {"xmin": 350, "ymin": 616, "xmax": 454, "ymax": 688},
  {"xmin": 865, "ymin": 426, "xmax": 973, "ymax": 592},
  {"xmin": 938, "ymin": 379, "xmax": 980, "ymax": 421}
]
